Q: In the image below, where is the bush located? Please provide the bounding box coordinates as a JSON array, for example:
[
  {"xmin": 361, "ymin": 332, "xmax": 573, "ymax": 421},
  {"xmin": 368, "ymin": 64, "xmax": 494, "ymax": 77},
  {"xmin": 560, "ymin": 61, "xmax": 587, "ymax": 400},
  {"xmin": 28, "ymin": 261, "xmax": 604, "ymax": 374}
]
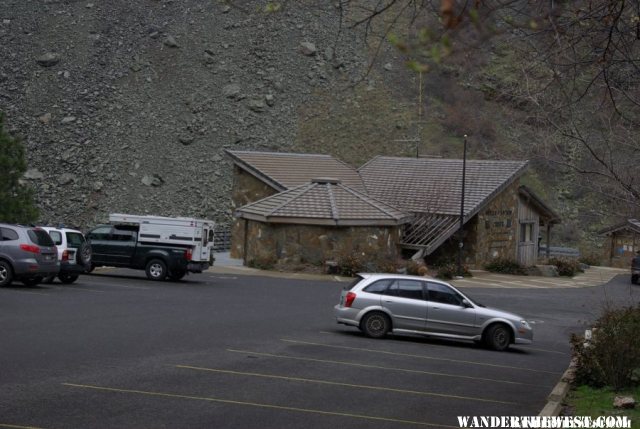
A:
[
  {"xmin": 336, "ymin": 253, "xmax": 364, "ymax": 277},
  {"xmin": 571, "ymin": 305, "xmax": 640, "ymax": 390},
  {"xmin": 405, "ymin": 260, "xmax": 424, "ymax": 276},
  {"xmin": 579, "ymin": 254, "xmax": 601, "ymax": 267},
  {"xmin": 549, "ymin": 257, "xmax": 583, "ymax": 277},
  {"xmin": 484, "ymin": 258, "xmax": 527, "ymax": 275},
  {"xmin": 436, "ymin": 263, "xmax": 471, "ymax": 280},
  {"xmin": 247, "ymin": 256, "xmax": 276, "ymax": 270}
]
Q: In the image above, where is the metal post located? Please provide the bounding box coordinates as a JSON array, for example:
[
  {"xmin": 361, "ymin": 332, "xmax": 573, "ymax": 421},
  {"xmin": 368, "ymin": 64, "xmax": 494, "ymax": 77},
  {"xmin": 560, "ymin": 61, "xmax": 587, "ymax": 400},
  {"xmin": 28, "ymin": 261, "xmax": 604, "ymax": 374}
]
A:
[{"xmin": 457, "ymin": 135, "xmax": 468, "ymax": 278}]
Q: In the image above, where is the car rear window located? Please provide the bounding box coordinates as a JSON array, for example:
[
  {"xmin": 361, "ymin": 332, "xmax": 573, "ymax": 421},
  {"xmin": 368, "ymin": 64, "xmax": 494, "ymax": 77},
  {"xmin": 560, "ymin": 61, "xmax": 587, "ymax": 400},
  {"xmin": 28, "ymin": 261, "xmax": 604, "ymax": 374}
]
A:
[
  {"xmin": 344, "ymin": 275, "xmax": 365, "ymax": 290},
  {"xmin": 28, "ymin": 229, "xmax": 55, "ymax": 246},
  {"xmin": 0, "ymin": 227, "xmax": 19, "ymax": 241},
  {"xmin": 66, "ymin": 232, "xmax": 85, "ymax": 247}
]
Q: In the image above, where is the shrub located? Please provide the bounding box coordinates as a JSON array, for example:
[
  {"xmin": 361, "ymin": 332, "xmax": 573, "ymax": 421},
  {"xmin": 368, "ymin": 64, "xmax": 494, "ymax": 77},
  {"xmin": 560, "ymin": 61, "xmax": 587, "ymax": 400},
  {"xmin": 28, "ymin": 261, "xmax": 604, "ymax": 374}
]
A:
[
  {"xmin": 549, "ymin": 257, "xmax": 583, "ymax": 277},
  {"xmin": 336, "ymin": 253, "xmax": 364, "ymax": 277},
  {"xmin": 436, "ymin": 263, "xmax": 471, "ymax": 280},
  {"xmin": 571, "ymin": 305, "xmax": 640, "ymax": 390},
  {"xmin": 406, "ymin": 260, "xmax": 424, "ymax": 276},
  {"xmin": 484, "ymin": 258, "xmax": 527, "ymax": 275},
  {"xmin": 247, "ymin": 256, "xmax": 276, "ymax": 270},
  {"xmin": 375, "ymin": 259, "xmax": 401, "ymax": 274},
  {"xmin": 578, "ymin": 254, "xmax": 601, "ymax": 267}
]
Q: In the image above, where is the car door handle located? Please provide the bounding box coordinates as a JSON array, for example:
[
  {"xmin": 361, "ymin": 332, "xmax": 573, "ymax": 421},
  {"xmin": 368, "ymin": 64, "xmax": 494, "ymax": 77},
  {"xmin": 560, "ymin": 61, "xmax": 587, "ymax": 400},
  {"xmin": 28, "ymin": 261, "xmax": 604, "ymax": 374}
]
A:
[{"xmin": 432, "ymin": 307, "xmax": 440, "ymax": 310}]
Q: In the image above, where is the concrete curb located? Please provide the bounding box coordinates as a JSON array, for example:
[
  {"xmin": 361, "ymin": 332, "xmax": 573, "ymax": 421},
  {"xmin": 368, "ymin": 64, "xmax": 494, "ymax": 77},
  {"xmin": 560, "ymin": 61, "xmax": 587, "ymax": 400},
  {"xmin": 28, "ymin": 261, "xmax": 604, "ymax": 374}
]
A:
[{"xmin": 538, "ymin": 358, "xmax": 576, "ymax": 416}]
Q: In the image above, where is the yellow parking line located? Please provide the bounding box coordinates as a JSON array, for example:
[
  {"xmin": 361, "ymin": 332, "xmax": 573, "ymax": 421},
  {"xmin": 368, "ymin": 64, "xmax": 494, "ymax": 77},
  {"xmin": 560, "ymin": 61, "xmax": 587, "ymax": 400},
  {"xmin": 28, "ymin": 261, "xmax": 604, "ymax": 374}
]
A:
[
  {"xmin": 175, "ymin": 365, "xmax": 517, "ymax": 405},
  {"xmin": 62, "ymin": 383, "xmax": 455, "ymax": 428},
  {"xmin": 280, "ymin": 339, "xmax": 561, "ymax": 374},
  {"xmin": 0, "ymin": 424, "xmax": 45, "ymax": 429},
  {"xmin": 226, "ymin": 349, "xmax": 544, "ymax": 387}
]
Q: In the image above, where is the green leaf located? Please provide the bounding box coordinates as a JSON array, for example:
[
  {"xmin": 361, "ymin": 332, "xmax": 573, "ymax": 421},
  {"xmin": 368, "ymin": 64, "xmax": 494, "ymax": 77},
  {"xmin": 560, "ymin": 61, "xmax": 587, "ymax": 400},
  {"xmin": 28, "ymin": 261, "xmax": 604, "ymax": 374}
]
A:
[
  {"xmin": 264, "ymin": 2, "xmax": 281, "ymax": 13},
  {"xmin": 406, "ymin": 60, "xmax": 429, "ymax": 73}
]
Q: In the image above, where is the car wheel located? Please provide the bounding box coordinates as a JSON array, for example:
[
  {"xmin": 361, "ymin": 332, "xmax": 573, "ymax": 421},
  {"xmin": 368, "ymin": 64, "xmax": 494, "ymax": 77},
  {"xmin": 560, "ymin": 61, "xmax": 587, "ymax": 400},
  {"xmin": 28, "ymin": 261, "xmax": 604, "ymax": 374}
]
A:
[
  {"xmin": 361, "ymin": 312, "xmax": 390, "ymax": 339},
  {"xmin": 168, "ymin": 270, "xmax": 186, "ymax": 281},
  {"xmin": 632, "ymin": 274, "xmax": 639, "ymax": 285},
  {"xmin": 484, "ymin": 323, "xmax": 511, "ymax": 351},
  {"xmin": 77, "ymin": 241, "xmax": 92, "ymax": 267},
  {"xmin": 145, "ymin": 259, "xmax": 167, "ymax": 281},
  {"xmin": 58, "ymin": 273, "xmax": 79, "ymax": 284},
  {"xmin": 21, "ymin": 276, "xmax": 43, "ymax": 287},
  {"xmin": 0, "ymin": 261, "xmax": 13, "ymax": 287}
]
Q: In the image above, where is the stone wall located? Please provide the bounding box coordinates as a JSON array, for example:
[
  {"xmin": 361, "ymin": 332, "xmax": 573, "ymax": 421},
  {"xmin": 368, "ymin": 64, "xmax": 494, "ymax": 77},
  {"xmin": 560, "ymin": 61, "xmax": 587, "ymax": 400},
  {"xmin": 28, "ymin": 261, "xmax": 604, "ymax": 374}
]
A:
[
  {"xmin": 242, "ymin": 221, "xmax": 402, "ymax": 266},
  {"xmin": 603, "ymin": 231, "xmax": 639, "ymax": 268},
  {"xmin": 230, "ymin": 166, "xmax": 279, "ymax": 258},
  {"xmin": 474, "ymin": 181, "xmax": 520, "ymax": 266},
  {"xmin": 427, "ymin": 182, "xmax": 521, "ymax": 269}
]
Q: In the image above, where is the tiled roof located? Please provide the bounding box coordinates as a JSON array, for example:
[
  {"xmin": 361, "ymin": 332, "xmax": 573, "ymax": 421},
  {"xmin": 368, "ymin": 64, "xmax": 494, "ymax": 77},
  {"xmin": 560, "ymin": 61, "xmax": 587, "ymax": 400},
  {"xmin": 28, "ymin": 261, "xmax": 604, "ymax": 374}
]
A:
[
  {"xmin": 359, "ymin": 156, "xmax": 528, "ymax": 254},
  {"xmin": 226, "ymin": 150, "xmax": 366, "ymax": 193},
  {"xmin": 599, "ymin": 219, "xmax": 640, "ymax": 235},
  {"xmin": 358, "ymin": 156, "xmax": 528, "ymax": 216},
  {"xmin": 235, "ymin": 179, "xmax": 411, "ymax": 226}
]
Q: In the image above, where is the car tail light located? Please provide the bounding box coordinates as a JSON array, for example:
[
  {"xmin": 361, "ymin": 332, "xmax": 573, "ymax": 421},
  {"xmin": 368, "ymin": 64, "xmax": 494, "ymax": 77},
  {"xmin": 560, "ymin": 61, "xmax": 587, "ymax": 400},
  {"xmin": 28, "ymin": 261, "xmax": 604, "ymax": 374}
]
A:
[
  {"xmin": 62, "ymin": 250, "xmax": 69, "ymax": 262},
  {"xmin": 20, "ymin": 244, "xmax": 40, "ymax": 254},
  {"xmin": 344, "ymin": 292, "xmax": 356, "ymax": 308},
  {"xmin": 185, "ymin": 248, "xmax": 193, "ymax": 261}
]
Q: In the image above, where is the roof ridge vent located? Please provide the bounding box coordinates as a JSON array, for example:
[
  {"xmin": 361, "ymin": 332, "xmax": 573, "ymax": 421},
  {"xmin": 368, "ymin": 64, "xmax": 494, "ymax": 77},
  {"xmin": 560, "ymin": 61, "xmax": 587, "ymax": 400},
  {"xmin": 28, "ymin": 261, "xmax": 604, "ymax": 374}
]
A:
[{"xmin": 311, "ymin": 177, "xmax": 341, "ymax": 184}]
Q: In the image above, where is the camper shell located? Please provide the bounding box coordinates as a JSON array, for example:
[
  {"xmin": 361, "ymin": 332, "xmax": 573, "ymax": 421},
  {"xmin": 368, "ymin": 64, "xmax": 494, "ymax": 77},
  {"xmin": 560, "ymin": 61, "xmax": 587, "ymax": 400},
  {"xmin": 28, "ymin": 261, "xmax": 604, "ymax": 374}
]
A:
[
  {"xmin": 109, "ymin": 213, "xmax": 215, "ymax": 264},
  {"xmin": 87, "ymin": 214, "xmax": 215, "ymax": 281}
]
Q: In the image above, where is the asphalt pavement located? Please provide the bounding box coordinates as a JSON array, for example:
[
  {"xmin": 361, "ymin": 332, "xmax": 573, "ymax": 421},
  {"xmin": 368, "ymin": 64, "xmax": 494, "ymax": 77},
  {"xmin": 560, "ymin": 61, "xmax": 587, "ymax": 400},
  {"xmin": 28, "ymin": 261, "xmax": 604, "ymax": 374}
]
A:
[{"xmin": 0, "ymin": 266, "xmax": 637, "ymax": 429}]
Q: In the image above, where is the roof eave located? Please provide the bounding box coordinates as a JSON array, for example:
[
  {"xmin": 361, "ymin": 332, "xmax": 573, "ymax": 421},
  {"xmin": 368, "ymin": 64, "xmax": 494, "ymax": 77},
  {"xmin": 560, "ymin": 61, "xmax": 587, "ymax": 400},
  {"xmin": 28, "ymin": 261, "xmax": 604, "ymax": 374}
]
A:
[{"xmin": 225, "ymin": 149, "xmax": 288, "ymax": 192}]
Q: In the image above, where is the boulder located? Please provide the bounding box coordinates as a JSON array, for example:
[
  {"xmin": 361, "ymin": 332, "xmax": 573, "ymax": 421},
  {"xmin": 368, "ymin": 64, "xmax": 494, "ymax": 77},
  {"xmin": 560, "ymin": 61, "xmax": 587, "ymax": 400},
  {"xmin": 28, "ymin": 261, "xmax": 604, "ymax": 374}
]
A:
[
  {"xmin": 36, "ymin": 53, "xmax": 60, "ymax": 67},
  {"xmin": 614, "ymin": 396, "xmax": 635, "ymax": 409},
  {"xmin": 299, "ymin": 41, "xmax": 317, "ymax": 56}
]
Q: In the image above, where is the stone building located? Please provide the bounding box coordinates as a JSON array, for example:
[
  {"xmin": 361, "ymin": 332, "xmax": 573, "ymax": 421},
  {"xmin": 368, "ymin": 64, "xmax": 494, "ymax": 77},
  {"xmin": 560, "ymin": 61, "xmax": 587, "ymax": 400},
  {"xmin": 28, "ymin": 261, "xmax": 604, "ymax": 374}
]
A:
[
  {"xmin": 226, "ymin": 150, "xmax": 560, "ymax": 268},
  {"xmin": 358, "ymin": 157, "xmax": 560, "ymax": 267},
  {"xmin": 599, "ymin": 219, "xmax": 640, "ymax": 268},
  {"xmin": 234, "ymin": 178, "xmax": 410, "ymax": 265}
]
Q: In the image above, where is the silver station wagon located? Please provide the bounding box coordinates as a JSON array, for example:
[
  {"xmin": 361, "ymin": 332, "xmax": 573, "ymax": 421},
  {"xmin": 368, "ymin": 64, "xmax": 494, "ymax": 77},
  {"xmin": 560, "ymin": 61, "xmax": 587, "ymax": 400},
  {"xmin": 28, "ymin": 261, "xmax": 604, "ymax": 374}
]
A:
[{"xmin": 334, "ymin": 273, "xmax": 533, "ymax": 351}]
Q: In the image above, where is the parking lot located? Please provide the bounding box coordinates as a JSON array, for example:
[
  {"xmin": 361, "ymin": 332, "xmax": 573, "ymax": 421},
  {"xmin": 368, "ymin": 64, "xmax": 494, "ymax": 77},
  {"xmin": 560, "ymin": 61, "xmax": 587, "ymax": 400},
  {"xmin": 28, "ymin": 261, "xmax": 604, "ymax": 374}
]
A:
[{"xmin": 1, "ymin": 269, "xmax": 637, "ymax": 429}]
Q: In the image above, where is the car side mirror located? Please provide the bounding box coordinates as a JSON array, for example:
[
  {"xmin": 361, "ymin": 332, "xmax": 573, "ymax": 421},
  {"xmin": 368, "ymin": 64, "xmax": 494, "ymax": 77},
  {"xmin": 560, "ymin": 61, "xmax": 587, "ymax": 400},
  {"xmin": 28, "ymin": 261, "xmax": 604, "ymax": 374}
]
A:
[{"xmin": 461, "ymin": 299, "xmax": 473, "ymax": 308}]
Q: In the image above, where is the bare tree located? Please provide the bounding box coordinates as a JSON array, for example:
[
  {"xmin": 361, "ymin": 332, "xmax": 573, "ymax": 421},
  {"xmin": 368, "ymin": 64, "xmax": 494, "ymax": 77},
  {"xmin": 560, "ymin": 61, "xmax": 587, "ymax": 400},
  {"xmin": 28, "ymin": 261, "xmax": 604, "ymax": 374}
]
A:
[{"xmin": 339, "ymin": 0, "xmax": 640, "ymax": 212}]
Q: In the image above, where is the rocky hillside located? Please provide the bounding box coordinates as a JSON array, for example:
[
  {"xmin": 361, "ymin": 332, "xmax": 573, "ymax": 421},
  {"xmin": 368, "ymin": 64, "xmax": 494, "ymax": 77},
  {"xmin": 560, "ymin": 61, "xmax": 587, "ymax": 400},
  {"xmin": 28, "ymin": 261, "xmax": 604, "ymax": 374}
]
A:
[{"xmin": 0, "ymin": 0, "xmax": 383, "ymax": 228}]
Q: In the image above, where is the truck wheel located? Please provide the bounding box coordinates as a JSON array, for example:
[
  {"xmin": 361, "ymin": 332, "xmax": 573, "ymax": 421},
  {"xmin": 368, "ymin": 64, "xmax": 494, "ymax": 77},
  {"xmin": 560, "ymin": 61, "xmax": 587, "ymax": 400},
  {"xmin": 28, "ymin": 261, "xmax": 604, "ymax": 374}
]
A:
[
  {"xmin": 146, "ymin": 259, "xmax": 167, "ymax": 281},
  {"xmin": 0, "ymin": 261, "xmax": 13, "ymax": 287},
  {"xmin": 168, "ymin": 270, "xmax": 186, "ymax": 281}
]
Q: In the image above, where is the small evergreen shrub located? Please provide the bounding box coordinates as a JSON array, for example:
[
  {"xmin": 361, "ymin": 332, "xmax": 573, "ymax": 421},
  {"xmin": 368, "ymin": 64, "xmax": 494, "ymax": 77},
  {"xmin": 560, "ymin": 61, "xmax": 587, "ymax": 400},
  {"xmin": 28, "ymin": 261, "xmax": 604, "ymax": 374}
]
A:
[
  {"xmin": 484, "ymin": 258, "xmax": 527, "ymax": 275},
  {"xmin": 549, "ymin": 257, "xmax": 583, "ymax": 277},
  {"xmin": 571, "ymin": 305, "xmax": 640, "ymax": 390}
]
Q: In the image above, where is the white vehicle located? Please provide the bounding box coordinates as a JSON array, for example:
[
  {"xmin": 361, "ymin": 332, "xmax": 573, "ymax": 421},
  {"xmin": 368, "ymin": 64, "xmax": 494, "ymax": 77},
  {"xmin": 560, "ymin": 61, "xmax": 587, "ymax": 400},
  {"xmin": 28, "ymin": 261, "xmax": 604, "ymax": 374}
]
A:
[
  {"xmin": 40, "ymin": 226, "xmax": 92, "ymax": 284},
  {"xmin": 108, "ymin": 213, "xmax": 215, "ymax": 264},
  {"xmin": 87, "ymin": 214, "xmax": 215, "ymax": 281}
]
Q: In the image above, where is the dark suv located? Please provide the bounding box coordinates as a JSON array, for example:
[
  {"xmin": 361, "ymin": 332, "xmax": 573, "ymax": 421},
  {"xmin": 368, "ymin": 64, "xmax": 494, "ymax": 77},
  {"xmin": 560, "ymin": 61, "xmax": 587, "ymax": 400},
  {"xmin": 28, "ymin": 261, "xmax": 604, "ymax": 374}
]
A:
[{"xmin": 0, "ymin": 223, "xmax": 59, "ymax": 286}]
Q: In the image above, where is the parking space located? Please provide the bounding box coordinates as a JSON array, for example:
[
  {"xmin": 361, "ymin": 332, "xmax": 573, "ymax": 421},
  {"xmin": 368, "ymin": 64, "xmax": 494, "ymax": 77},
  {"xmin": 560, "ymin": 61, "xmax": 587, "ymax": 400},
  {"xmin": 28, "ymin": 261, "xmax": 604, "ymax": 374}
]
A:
[{"xmin": 1, "ymin": 270, "xmax": 635, "ymax": 429}]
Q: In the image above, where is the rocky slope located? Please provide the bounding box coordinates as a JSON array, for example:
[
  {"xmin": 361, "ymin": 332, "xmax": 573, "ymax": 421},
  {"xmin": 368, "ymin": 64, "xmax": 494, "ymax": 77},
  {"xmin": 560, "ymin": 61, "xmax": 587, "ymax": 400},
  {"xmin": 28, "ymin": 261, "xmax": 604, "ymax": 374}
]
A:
[{"xmin": 0, "ymin": 0, "xmax": 377, "ymax": 228}]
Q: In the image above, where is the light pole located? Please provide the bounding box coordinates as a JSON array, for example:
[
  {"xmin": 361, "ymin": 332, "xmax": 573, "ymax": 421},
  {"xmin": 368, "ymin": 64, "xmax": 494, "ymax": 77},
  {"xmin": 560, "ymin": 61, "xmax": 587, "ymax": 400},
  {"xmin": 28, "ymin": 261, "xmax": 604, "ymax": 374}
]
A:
[{"xmin": 457, "ymin": 134, "xmax": 468, "ymax": 278}]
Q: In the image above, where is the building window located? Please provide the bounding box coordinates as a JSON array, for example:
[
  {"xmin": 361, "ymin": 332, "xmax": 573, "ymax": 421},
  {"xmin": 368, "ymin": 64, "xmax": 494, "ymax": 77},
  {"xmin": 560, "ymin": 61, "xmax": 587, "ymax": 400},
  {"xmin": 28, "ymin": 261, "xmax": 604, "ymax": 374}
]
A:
[{"xmin": 520, "ymin": 223, "xmax": 534, "ymax": 243}]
